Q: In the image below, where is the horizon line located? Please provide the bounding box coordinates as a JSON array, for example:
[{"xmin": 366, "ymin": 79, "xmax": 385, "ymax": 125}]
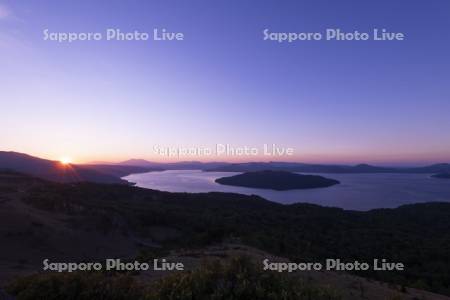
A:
[{"xmin": 2, "ymin": 150, "xmax": 449, "ymax": 168}]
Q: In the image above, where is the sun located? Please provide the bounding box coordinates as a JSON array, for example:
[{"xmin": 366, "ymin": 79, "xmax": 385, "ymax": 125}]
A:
[{"xmin": 59, "ymin": 157, "xmax": 72, "ymax": 165}]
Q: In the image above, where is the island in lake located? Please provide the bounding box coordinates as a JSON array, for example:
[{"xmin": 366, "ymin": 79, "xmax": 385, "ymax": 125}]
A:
[
  {"xmin": 215, "ymin": 170, "xmax": 340, "ymax": 191},
  {"xmin": 432, "ymin": 173, "xmax": 450, "ymax": 179}
]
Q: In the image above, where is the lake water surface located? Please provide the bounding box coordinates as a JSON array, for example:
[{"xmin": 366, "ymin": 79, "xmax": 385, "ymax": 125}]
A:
[{"xmin": 123, "ymin": 170, "xmax": 450, "ymax": 211}]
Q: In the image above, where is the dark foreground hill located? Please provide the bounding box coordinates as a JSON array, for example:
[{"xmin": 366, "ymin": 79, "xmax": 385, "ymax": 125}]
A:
[
  {"xmin": 215, "ymin": 170, "xmax": 339, "ymax": 190},
  {"xmin": 0, "ymin": 171, "xmax": 449, "ymax": 298},
  {"xmin": 0, "ymin": 151, "xmax": 157, "ymax": 184}
]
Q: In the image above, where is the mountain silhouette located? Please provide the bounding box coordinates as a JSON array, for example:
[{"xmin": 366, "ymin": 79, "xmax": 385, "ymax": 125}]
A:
[
  {"xmin": 0, "ymin": 151, "xmax": 155, "ymax": 184},
  {"xmin": 118, "ymin": 159, "xmax": 228, "ymax": 170},
  {"xmin": 208, "ymin": 162, "xmax": 450, "ymax": 173}
]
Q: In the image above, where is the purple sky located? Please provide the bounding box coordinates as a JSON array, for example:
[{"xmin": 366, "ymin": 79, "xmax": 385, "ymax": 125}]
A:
[{"xmin": 1, "ymin": 0, "xmax": 449, "ymax": 165}]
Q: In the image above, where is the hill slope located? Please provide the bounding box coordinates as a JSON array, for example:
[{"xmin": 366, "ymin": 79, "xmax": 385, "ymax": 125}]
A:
[
  {"xmin": 0, "ymin": 171, "xmax": 449, "ymax": 296},
  {"xmin": 0, "ymin": 151, "xmax": 156, "ymax": 184}
]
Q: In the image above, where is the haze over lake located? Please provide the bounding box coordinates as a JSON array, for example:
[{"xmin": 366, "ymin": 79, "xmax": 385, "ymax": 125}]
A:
[{"xmin": 124, "ymin": 170, "xmax": 450, "ymax": 210}]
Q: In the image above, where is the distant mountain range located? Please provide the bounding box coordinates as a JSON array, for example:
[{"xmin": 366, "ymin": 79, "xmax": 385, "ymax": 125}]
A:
[
  {"xmin": 0, "ymin": 151, "xmax": 158, "ymax": 184},
  {"xmin": 205, "ymin": 162, "xmax": 450, "ymax": 174},
  {"xmin": 117, "ymin": 159, "xmax": 450, "ymax": 173},
  {"xmin": 117, "ymin": 159, "xmax": 229, "ymax": 170},
  {"xmin": 2, "ymin": 151, "xmax": 450, "ymax": 185}
]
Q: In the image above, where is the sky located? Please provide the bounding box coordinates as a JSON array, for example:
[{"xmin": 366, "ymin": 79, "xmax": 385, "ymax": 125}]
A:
[{"xmin": 1, "ymin": 0, "xmax": 449, "ymax": 165}]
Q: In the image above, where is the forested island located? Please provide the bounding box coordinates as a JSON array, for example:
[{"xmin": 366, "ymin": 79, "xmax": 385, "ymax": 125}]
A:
[
  {"xmin": 432, "ymin": 173, "xmax": 450, "ymax": 179},
  {"xmin": 215, "ymin": 170, "xmax": 340, "ymax": 190}
]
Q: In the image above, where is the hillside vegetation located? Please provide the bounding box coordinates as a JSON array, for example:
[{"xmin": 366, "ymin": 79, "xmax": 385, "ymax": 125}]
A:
[{"xmin": 1, "ymin": 171, "xmax": 449, "ymax": 297}]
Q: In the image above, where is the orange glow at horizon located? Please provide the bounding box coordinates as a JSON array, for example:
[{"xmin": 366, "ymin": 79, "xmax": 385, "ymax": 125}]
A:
[{"xmin": 59, "ymin": 157, "xmax": 73, "ymax": 165}]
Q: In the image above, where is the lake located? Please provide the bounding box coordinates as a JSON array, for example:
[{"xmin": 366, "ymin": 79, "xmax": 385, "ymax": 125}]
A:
[{"xmin": 123, "ymin": 170, "xmax": 450, "ymax": 211}]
